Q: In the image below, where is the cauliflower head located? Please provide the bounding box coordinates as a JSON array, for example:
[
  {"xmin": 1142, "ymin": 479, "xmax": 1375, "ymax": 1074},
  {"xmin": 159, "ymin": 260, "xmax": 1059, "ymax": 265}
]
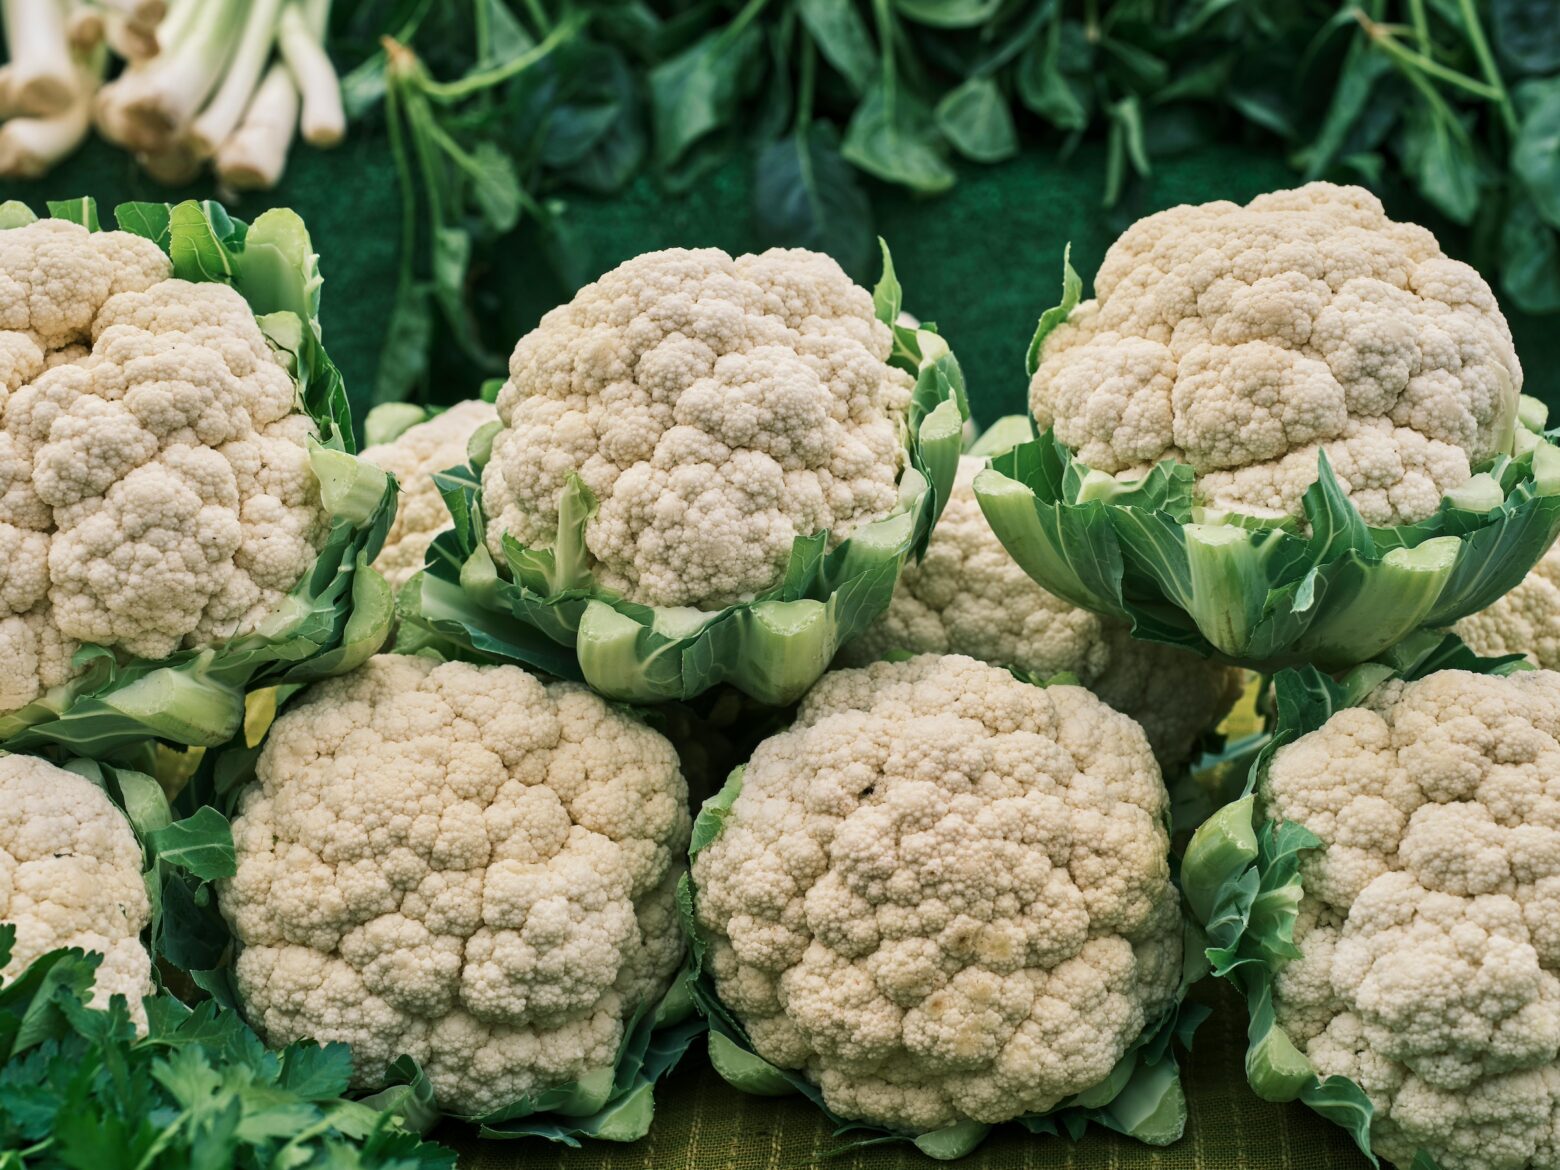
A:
[
  {"xmin": 841, "ymin": 456, "xmax": 1241, "ymax": 769},
  {"xmin": 691, "ymin": 654, "xmax": 1183, "ymax": 1132},
  {"xmin": 0, "ymin": 753, "xmax": 152, "ymax": 1028},
  {"xmin": 1029, "ymin": 183, "xmax": 1522, "ymax": 525},
  {"xmin": 219, "ymin": 653, "xmax": 691, "ymax": 1116},
  {"xmin": 361, "ymin": 399, "xmax": 497, "ymax": 590},
  {"xmin": 1455, "ymin": 541, "xmax": 1560, "ymax": 670},
  {"xmin": 482, "ymin": 247, "xmax": 915, "ymax": 610},
  {"xmin": 0, "ymin": 218, "xmax": 330, "ymax": 716},
  {"xmin": 1262, "ymin": 668, "xmax": 1560, "ymax": 1170}
]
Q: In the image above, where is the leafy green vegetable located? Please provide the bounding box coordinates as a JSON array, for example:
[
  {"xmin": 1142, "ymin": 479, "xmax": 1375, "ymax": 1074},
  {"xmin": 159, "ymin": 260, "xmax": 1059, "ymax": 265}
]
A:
[
  {"xmin": 0, "ymin": 927, "xmax": 456, "ymax": 1170},
  {"xmin": 0, "ymin": 199, "xmax": 396, "ymax": 758}
]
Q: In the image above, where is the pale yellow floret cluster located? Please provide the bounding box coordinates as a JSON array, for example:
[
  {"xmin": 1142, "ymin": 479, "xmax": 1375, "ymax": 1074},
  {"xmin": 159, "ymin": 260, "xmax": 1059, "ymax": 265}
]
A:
[
  {"xmin": 219, "ymin": 653, "xmax": 691, "ymax": 1115},
  {"xmin": 0, "ymin": 218, "xmax": 328, "ymax": 717},
  {"xmin": 692, "ymin": 654, "xmax": 1182, "ymax": 1132},
  {"xmin": 842, "ymin": 457, "xmax": 1241, "ymax": 769},
  {"xmin": 1455, "ymin": 543, "xmax": 1560, "ymax": 670},
  {"xmin": 1029, "ymin": 183, "xmax": 1522, "ymax": 525},
  {"xmin": 361, "ymin": 399, "xmax": 497, "ymax": 590},
  {"xmin": 0, "ymin": 753, "xmax": 152, "ymax": 1029},
  {"xmin": 1263, "ymin": 669, "xmax": 1560, "ymax": 1170},
  {"xmin": 482, "ymin": 247, "xmax": 914, "ymax": 610}
]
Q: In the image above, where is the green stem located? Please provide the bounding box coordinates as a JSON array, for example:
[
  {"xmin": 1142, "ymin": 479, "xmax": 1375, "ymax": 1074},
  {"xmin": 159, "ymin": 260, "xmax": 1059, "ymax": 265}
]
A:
[
  {"xmin": 1408, "ymin": 0, "xmax": 1429, "ymax": 47},
  {"xmin": 1359, "ymin": 14, "xmax": 1502, "ymax": 102},
  {"xmin": 522, "ymin": 0, "xmax": 552, "ymax": 36},
  {"xmin": 1456, "ymin": 0, "xmax": 1518, "ymax": 134},
  {"xmin": 383, "ymin": 73, "xmax": 418, "ymax": 290},
  {"xmin": 403, "ymin": 88, "xmax": 448, "ymax": 230},
  {"xmin": 472, "ymin": 0, "xmax": 490, "ymax": 62},
  {"xmin": 871, "ymin": 0, "xmax": 895, "ymax": 110},
  {"xmin": 418, "ymin": 11, "xmax": 582, "ymax": 103},
  {"xmin": 720, "ymin": 0, "xmax": 773, "ymax": 48},
  {"xmin": 795, "ymin": 30, "xmax": 815, "ymax": 131}
]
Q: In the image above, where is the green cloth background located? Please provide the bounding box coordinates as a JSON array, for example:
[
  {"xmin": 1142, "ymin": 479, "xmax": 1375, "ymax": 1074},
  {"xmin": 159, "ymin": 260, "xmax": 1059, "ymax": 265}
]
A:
[{"xmin": 9, "ymin": 133, "xmax": 1530, "ymax": 1168}]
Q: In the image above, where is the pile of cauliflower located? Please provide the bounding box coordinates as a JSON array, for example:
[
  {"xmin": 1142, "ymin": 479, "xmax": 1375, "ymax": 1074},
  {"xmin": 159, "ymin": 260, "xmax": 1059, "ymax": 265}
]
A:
[
  {"xmin": 0, "ymin": 217, "xmax": 330, "ymax": 716},
  {"xmin": 12, "ymin": 183, "xmax": 1560, "ymax": 1167}
]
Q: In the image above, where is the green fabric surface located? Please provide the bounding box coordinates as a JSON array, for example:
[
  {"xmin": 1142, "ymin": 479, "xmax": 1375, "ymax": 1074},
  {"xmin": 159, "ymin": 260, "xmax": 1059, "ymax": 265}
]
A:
[{"xmin": 434, "ymin": 980, "xmax": 1373, "ymax": 1169}]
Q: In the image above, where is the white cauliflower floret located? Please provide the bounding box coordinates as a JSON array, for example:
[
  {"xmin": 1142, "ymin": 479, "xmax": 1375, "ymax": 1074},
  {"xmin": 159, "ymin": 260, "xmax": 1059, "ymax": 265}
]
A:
[
  {"xmin": 0, "ymin": 218, "xmax": 330, "ymax": 713},
  {"xmin": 842, "ymin": 457, "xmax": 1241, "ymax": 769},
  {"xmin": 1262, "ymin": 668, "xmax": 1560, "ymax": 1169},
  {"xmin": 1456, "ymin": 542, "xmax": 1560, "ymax": 670},
  {"xmin": 219, "ymin": 653, "xmax": 691, "ymax": 1115},
  {"xmin": 482, "ymin": 247, "xmax": 915, "ymax": 610},
  {"xmin": 1030, "ymin": 183, "xmax": 1522, "ymax": 525},
  {"xmin": 361, "ymin": 400, "xmax": 496, "ymax": 589},
  {"xmin": 0, "ymin": 753, "xmax": 153, "ymax": 1029},
  {"xmin": 692, "ymin": 654, "xmax": 1182, "ymax": 1132}
]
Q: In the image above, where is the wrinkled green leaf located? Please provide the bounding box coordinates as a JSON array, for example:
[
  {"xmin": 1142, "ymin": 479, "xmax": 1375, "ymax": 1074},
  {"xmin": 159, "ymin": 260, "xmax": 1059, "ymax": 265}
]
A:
[
  {"xmin": 754, "ymin": 123, "xmax": 874, "ymax": 278},
  {"xmin": 842, "ymin": 84, "xmax": 955, "ymax": 194},
  {"xmin": 934, "ymin": 76, "xmax": 1019, "ymax": 164},
  {"xmin": 649, "ymin": 23, "xmax": 764, "ymax": 170}
]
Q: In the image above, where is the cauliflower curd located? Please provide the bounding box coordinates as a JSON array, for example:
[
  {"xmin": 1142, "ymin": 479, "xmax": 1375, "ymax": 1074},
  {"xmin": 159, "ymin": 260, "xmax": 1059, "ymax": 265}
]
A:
[
  {"xmin": 1456, "ymin": 542, "xmax": 1560, "ymax": 671},
  {"xmin": 691, "ymin": 654, "xmax": 1183, "ymax": 1132},
  {"xmin": 0, "ymin": 754, "xmax": 152, "ymax": 1028},
  {"xmin": 482, "ymin": 247, "xmax": 915, "ymax": 610},
  {"xmin": 842, "ymin": 456, "xmax": 1241, "ymax": 769},
  {"xmin": 219, "ymin": 654, "xmax": 691, "ymax": 1115},
  {"xmin": 1029, "ymin": 183, "xmax": 1522, "ymax": 525},
  {"xmin": 1263, "ymin": 669, "xmax": 1560, "ymax": 1170},
  {"xmin": 361, "ymin": 399, "xmax": 497, "ymax": 589},
  {"xmin": 0, "ymin": 218, "xmax": 329, "ymax": 716}
]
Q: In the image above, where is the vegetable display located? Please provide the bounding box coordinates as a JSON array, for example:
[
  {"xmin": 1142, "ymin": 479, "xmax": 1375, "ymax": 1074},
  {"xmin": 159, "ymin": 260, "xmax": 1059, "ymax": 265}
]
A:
[
  {"xmin": 216, "ymin": 653, "xmax": 702, "ymax": 1141},
  {"xmin": 0, "ymin": 198, "xmax": 396, "ymax": 758},
  {"xmin": 681, "ymin": 653, "xmax": 1207, "ymax": 1159},
  {"xmin": 976, "ymin": 183, "xmax": 1560, "ymax": 674},
  {"xmin": 399, "ymin": 242, "xmax": 967, "ymax": 706},
  {"xmin": 1182, "ymin": 649, "xmax": 1560, "ymax": 1170},
  {"xmin": 5, "ymin": 177, "xmax": 1560, "ymax": 1169}
]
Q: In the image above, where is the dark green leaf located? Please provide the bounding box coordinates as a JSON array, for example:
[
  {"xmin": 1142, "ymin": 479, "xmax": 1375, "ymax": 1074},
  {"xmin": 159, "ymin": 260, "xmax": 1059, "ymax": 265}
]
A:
[
  {"xmin": 797, "ymin": 0, "xmax": 876, "ymax": 94},
  {"xmin": 841, "ymin": 84, "xmax": 955, "ymax": 194},
  {"xmin": 648, "ymin": 23, "xmax": 764, "ymax": 170},
  {"xmin": 934, "ymin": 76, "xmax": 1019, "ymax": 164},
  {"xmin": 1493, "ymin": 0, "xmax": 1560, "ymax": 74},
  {"xmin": 145, "ymin": 807, "xmax": 236, "ymax": 881},
  {"xmin": 464, "ymin": 142, "xmax": 523, "ymax": 233},
  {"xmin": 1502, "ymin": 196, "xmax": 1560, "ymax": 312},
  {"xmin": 1513, "ymin": 78, "xmax": 1560, "ymax": 229},
  {"xmin": 1401, "ymin": 105, "xmax": 1481, "ymax": 225},
  {"xmin": 1017, "ymin": 23, "xmax": 1088, "ymax": 130},
  {"xmin": 754, "ymin": 124, "xmax": 874, "ymax": 278}
]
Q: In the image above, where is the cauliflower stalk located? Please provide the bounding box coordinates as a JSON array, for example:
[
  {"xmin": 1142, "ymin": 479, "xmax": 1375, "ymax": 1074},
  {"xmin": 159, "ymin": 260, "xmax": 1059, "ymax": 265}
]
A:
[
  {"xmin": 217, "ymin": 654, "xmax": 700, "ymax": 1138},
  {"xmin": 974, "ymin": 184, "xmax": 1560, "ymax": 674},
  {"xmin": 1184, "ymin": 657, "xmax": 1560, "ymax": 1170},
  {"xmin": 0, "ymin": 198, "xmax": 395, "ymax": 756},
  {"xmin": 685, "ymin": 654, "xmax": 1202, "ymax": 1158},
  {"xmin": 399, "ymin": 244, "xmax": 967, "ymax": 707},
  {"xmin": 841, "ymin": 446, "xmax": 1242, "ymax": 771}
]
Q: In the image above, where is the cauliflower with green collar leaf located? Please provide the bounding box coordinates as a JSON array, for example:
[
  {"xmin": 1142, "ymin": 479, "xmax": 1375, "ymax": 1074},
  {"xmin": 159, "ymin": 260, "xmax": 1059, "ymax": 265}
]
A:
[
  {"xmin": 842, "ymin": 455, "xmax": 1241, "ymax": 769},
  {"xmin": 0, "ymin": 753, "xmax": 152, "ymax": 1029},
  {"xmin": 689, "ymin": 654, "xmax": 1184, "ymax": 1135},
  {"xmin": 1454, "ymin": 542, "xmax": 1560, "ymax": 670},
  {"xmin": 219, "ymin": 653, "xmax": 690, "ymax": 1117},
  {"xmin": 1262, "ymin": 668, "xmax": 1560, "ymax": 1170}
]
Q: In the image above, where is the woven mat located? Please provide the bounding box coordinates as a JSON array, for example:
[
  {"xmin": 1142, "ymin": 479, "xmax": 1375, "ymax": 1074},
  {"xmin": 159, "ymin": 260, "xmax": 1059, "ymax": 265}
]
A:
[{"xmin": 438, "ymin": 980, "xmax": 1373, "ymax": 1170}]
